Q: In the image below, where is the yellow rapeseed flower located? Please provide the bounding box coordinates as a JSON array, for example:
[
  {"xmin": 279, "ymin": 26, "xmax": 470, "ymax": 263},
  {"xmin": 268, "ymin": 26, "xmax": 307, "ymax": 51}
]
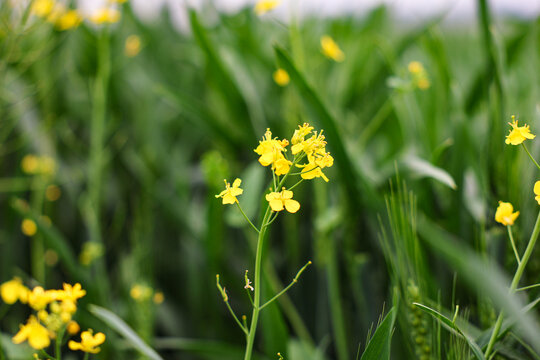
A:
[
  {"xmin": 21, "ymin": 155, "xmax": 40, "ymax": 174},
  {"xmin": 79, "ymin": 242, "xmax": 104, "ymax": 266},
  {"xmin": 153, "ymin": 291, "xmax": 165, "ymax": 304},
  {"xmin": 254, "ymin": 0, "xmax": 281, "ymax": 15},
  {"xmin": 55, "ymin": 10, "xmax": 82, "ymax": 31},
  {"xmin": 254, "ymin": 129, "xmax": 291, "ymax": 175},
  {"xmin": 68, "ymin": 330, "xmax": 106, "ymax": 354},
  {"xmin": 67, "ymin": 321, "xmax": 80, "ymax": 335},
  {"xmin": 216, "ymin": 178, "xmax": 243, "ymax": 204},
  {"xmin": 266, "ymin": 188, "xmax": 300, "ymax": 213},
  {"xmin": 130, "ymin": 284, "xmax": 153, "ymax": 302},
  {"xmin": 21, "ymin": 219, "xmax": 37, "ymax": 237},
  {"xmin": 90, "ymin": 8, "xmax": 120, "ymax": 24},
  {"xmin": 273, "ymin": 69, "xmax": 289, "ymax": 86},
  {"xmin": 505, "ymin": 116, "xmax": 535, "ymax": 145},
  {"xmin": 31, "ymin": 0, "xmax": 55, "ymax": 17},
  {"xmin": 45, "ymin": 185, "xmax": 61, "ymax": 201},
  {"xmin": 28, "ymin": 286, "xmax": 55, "ymax": 311},
  {"xmin": 125, "ymin": 35, "xmax": 141, "ymax": 57},
  {"xmin": 12, "ymin": 316, "xmax": 51, "ymax": 350},
  {"xmin": 495, "ymin": 201, "xmax": 519, "ymax": 226},
  {"xmin": 1, "ymin": 278, "xmax": 29, "ymax": 305},
  {"xmin": 534, "ymin": 181, "xmax": 540, "ymax": 205},
  {"xmin": 321, "ymin": 36, "xmax": 345, "ymax": 62}
]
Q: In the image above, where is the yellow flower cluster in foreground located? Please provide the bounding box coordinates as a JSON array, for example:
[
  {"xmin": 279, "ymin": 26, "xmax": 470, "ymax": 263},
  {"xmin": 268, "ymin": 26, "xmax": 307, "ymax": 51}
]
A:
[
  {"xmin": 0, "ymin": 279, "xmax": 104, "ymax": 353},
  {"xmin": 216, "ymin": 123, "xmax": 334, "ymax": 213}
]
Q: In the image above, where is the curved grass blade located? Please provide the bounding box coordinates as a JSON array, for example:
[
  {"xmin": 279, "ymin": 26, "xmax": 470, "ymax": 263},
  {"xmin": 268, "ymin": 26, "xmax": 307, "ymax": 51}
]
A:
[
  {"xmin": 89, "ymin": 305, "xmax": 164, "ymax": 360},
  {"xmin": 413, "ymin": 303, "xmax": 485, "ymax": 360},
  {"xmin": 360, "ymin": 307, "xmax": 396, "ymax": 360}
]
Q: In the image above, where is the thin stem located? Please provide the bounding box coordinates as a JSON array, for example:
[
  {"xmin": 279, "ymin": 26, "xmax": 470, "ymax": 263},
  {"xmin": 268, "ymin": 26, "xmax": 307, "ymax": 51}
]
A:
[
  {"xmin": 39, "ymin": 350, "xmax": 56, "ymax": 360},
  {"xmin": 236, "ymin": 202, "xmax": 260, "ymax": 233},
  {"xmin": 516, "ymin": 283, "xmax": 540, "ymax": 292},
  {"xmin": 246, "ymin": 289, "xmax": 254, "ymax": 307},
  {"xmin": 485, "ymin": 210, "xmax": 540, "ymax": 357},
  {"xmin": 287, "ymin": 179, "xmax": 304, "ymax": 191},
  {"xmin": 244, "ymin": 206, "xmax": 272, "ymax": 360},
  {"xmin": 259, "ymin": 261, "xmax": 312, "ymax": 310},
  {"xmin": 264, "ymin": 212, "xmax": 279, "ymax": 227},
  {"xmin": 507, "ymin": 225, "xmax": 521, "ymax": 265},
  {"xmin": 272, "ymin": 170, "xmax": 277, "ymax": 191},
  {"xmin": 55, "ymin": 326, "xmax": 65, "ymax": 360},
  {"xmin": 522, "ymin": 143, "xmax": 540, "ymax": 170},
  {"xmin": 216, "ymin": 275, "xmax": 248, "ymax": 335},
  {"xmin": 83, "ymin": 353, "xmax": 89, "ymax": 360},
  {"xmin": 225, "ymin": 300, "xmax": 248, "ymax": 335}
]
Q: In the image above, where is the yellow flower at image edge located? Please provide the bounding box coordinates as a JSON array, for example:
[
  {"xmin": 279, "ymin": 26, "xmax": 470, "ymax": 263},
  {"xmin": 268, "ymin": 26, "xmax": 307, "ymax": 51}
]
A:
[
  {"xmin": 12, "ymin": 316, "xmax": 50, "ymax": 350},
  {"xmin": 534, "ymin": 181, "xmax": 540, "ymax": 205},
  {"xmin": 69, "ymin": 330, "xmax": 106, "ymax": 354},
  {"xmin": 495, "ymin": 201, "xmax": 519, "ymax": 226},
  {"xmin": 216, "ymin": 178, "xmax": 243, "ymax": 204},
  {"xmin": 505, "ymin": 116, "xmax": 535, "ymax": 145},
  {"xmin": 1, "ymin": 277, "xmax": 29, "ymax": 305},
  {"xmin": 254, "ymin": 0, "xmax": 281, "ymax": 15},
  {"xmin": 266, "ymin": 189, "xmax": 300, "ymax": 213},
  {"xmin": 321, "ymin": 36, "xmax": 345, "ymax": 62}
]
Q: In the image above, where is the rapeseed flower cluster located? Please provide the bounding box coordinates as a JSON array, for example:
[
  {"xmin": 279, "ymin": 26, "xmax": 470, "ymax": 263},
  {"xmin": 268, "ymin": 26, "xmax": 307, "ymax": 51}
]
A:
[
  {"xmin": 496, "ymin": 116, "xmax": 538, "ymax": 228},
  {"xmin": 216, "ymin": 123, "xmax": 333, "ymax": 214},
  {"xmin": 0, "ymin": 279, "xmax": 105, "ymax": 354},
  {"xmin": 21, "ymin": 154, "xmax": 56, "ymax": 176},
  {"xmin": 408, "ymin": 61, "xmax": 430, "ymax": 90}
]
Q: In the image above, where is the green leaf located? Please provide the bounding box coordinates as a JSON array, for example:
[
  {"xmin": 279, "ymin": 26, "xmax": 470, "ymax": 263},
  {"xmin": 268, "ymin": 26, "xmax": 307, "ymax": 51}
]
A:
[
  {"xmin": 0, "ymin": 333, "xmax": 34, "ymax": 360},
  {"xmin": 360, "ymin": 307, "xmax": 396, "ymax": 360},
  {"xmin": 402, "ymin": 154, "xmax": 457, "ymax": 190},
  {"xmin": 413, "ymin": 303, "xmax": 485, "ymax": 360},
  {"xmin": 89, "ymin": 305, "xmax": 164, "ymax": 360}
]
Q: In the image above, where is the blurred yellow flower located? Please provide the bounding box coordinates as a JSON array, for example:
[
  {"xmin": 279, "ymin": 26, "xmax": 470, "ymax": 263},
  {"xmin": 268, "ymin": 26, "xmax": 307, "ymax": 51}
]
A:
[
  {"xmin": 45, "ymin": 185, "xmax": 61, "ymax": 201},
  {"xmin": 153, "ymin": 291, "xmax": 165, "ymax": 304},
  {"xmin": 534, "ymin": 181, "xmax": 540, "ymax": 205},
  {"xmin": 28, "ymin": 286, "xmax": 54, "ymax": 311},
  {"xmin": 69, "ymin": 330, "xmax": 106, "ymax": 354},
  {"xmin": 90, "ymin": 8, "xmax": 120, "ymax": 24},
  {"xmin": 31, "ymin": 0, "xmax": 55, "ymax": 17},
  {"xmin": 505, "ymin": 116, "xmax": 535, "ymax": 145},
  {"xmin": 79, "ymin": 242, "xmax": 104, "ymax": 266},
  {"xmin": 21, "ymin": 219, "xmax": 37, "ymax": 237},
  {"xmin": 67, "ymin": 321, "xmax": 80, "ymax": 335},
  {"xmin": 254, "ymin": 0, "xmax": 281, "ymax": 15},
  {"xmin": 1, "ymin": 277, "xmax": 29, "ymax": 305},
  {"xmin": 125, "ymin": 35, "xmax": 141, "ymax": 57},
  {"xmin": 266, "ymin": 188, "xmax": 300, "ymax": 213},
  {"xmin": 216, "ymin": 178, "xmax": 243, "ymax": 204},
  {"xmin": 21, "ymin": 155, "xmax": 39, "ymax": 174},
  {"xmin": 12, "ymin": 316, "xmax": 50, "ymax": 350},
  {"xmin": 407, "ymin": 61, "xmax": 430, "ymax": 90},
  {"xmin": 273, "ymin": 68, "xmax": 289, "ymax": 86},
  {"xmin": 495, "ymin": 201, "xmax": 519, "ymax": 226},
  {"xmin": 130, "ymin": 284, "xmax": 152, "ymax": 301},
  {"xmin": 321, "ymin": 36, "xmax": 344, "ymax": 62},
  {"xmin": 21, "ymin": 155, "xmax": 56, "ymax": 176},
  {"xmin": 55, "ymin": 10, "xmax": 82, "ymax": 31}
]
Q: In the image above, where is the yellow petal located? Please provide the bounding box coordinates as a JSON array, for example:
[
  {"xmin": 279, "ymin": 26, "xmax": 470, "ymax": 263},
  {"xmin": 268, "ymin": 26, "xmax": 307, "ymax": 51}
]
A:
[
  {"xmin": 269, "ymin": 199, "xmax": 284, "ymax": 212},
  {"xmin": 232, "ymin": 178, "xmax": 242, "ymax": 188},
  {"xmin": 284, "ymin": 200, "xmax": 300, "ymax": 213}
]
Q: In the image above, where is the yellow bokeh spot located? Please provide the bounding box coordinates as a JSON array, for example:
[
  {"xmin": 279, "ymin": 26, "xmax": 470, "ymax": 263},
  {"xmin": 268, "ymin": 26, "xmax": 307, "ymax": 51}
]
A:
[
  {"xmin": 21, "ymin": 219, "xmax": 37, "ymax": 237},
  {"xmin": 45, "ymin": 185, "xmax": 62, "ymax": 202},
  {"xmin": 273, "ymin": 69, "xmax": 290, "ymax": 86},
  {"xmin": 125, "ymin": 35, "xmax": 141, "ymax": 57}
]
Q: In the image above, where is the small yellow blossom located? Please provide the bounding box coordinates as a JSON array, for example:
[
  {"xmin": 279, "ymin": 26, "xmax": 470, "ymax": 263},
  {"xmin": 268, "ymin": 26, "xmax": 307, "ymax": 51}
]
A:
[
  {"xmin": 12, "ymin": 316, "xmax": 51, "ymax": 350},
  {"xmin": 407, "ymin": 61, "xmax": 430, "ymax": 90},
  {"xmin": 153, "ymin": 291, "xmax": 164, "ymax": 304},
  {"xmin": 90, "ymin": 8, "xmax": 121, "ymax": 24},
  {"xmin": 21, "ymin": 155, "xmax": 40, "ymax": 174},
  {"xmin": 44, "ymin": 249, "xmax": 59, "ymax": 266},
  {"xmin": 505, "ymin": 116, "xmax": 535, "ymax": 145},
  {"xmin": 68, "ymin": 330, "xmax": 106, "ymax": 354},
  {"xmin": 321, "ymin": 36, "xmax": 345, "ymax": 62},
  {"xmin": 495, "ymin": 201, "xmax": 519, "ymax": 226},
  {"xmin": 1, "ymin": 278, "xmax": 29, "ymax": 305},
  {"xmin": 22, "ymin": 219, "xmax": 37, "ymax": 237},
  {"xmin": 31, "ymin": 0, "xmax": 55, "ymax": 17},
  {"xmin": 67, "ymin": 321, "xmax": 80, "ymax": 335},
  {"xmin": 28, "ymin": 286, "xmax": 54, "ymax": 311},
  {"xmin": 254, "ymin": 0, "xmax": 281, "ymax": 15},
  {"xmin": 45, "ymin": 185, "xmax": 61, "ymax": 201},
  {"xmin": 56, "ymin": 283, "xmax": 86, "ymax": 303},
  {"xmin": 266, "ymin": 188, "xmax": 300, "ymax": 213},
  {"xmin": 254, "ymin": 129, "xmax": 291, "ymax": 175},
  {"xmin": 216, "ymin": 178, "xmax": 243, "ymax": 204},
  {"xmin": 125, "ymin": 35, "xmax": 141, "ymax": 57},
  {"xmin": 55, "ymin": 10, "xmax": 82, "ymax": 31},
  {"xmin": 79, "ymin": 242, "xmax": 104, "ymax": 266},
  {"xmin": 273, "ymin": 69, "xmax": 289, "ymax": 86},
  {"xmin": 534, "ymin": 181, "xmax": 540, "ymax": 205},
  {"xmin": 130, "ymin": 284, "xmax": 153, "ymax": 302}
]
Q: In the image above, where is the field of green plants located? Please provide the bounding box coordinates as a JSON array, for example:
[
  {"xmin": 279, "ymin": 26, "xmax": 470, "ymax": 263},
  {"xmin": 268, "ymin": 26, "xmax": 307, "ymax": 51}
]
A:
[{"xmin": 1, "ymin": 0, "xmax": 540, "ymax": 359}]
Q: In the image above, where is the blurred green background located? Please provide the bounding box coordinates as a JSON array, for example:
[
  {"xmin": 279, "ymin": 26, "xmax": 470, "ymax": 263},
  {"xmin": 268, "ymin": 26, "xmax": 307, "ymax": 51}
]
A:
[{"xmin": 1, "ymin": 0, "xmax": 540, "ymax": 359}]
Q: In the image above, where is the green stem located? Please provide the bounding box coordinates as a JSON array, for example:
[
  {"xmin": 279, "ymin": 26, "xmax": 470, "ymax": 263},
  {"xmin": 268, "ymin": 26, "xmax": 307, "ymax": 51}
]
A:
[
  {"xmin": 259, "ymin": 261, "xmax": 311, "ymax": 310},
  {"xmin": 485, "ymin": 210, "xmax": 540, "ymax": 357},
  {"xmin": 287, "ymin": 179, "xmax": 304, "ymax": 191},
  {"xmin": 243, "ymin": 206, "xmax": 272, "ymax": 360},
  {"xmin": 39, "ymin": 350, "xmax": 56, "ymax": 360},
  {"xmin": 507, "ymin": 225, "xmax": 520, "ymax": 265},
  {"xmin": 516, "ymin": 283, "xmax": 540, "ymax": 292},
  {"xmin": 225, "ymin": 300, "xmax": 248, "ymax": 335},
  {"xmin": 521, "ymin": 143, "xmax": 540, "ymax": 171},
  {"xmin": 83, "ymin": 353, "xmax": 89, "ymax": 360},
  {"xmin": 55, "ymin": 326, "xmax": 65, "ymax": 360},
  {"xmin": 236, "ymin": 202, "xmax": 260, "ymax": 233}
]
